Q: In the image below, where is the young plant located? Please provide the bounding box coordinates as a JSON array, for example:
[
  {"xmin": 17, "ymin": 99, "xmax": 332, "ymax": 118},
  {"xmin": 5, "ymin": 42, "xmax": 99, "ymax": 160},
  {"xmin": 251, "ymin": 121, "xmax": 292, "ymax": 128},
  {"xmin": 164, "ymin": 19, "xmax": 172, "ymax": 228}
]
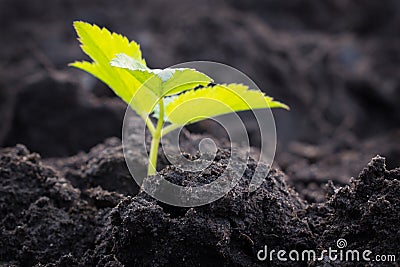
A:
[{"xmin": 70, "ymin": 21, "xmax": 289, "ymax": 176}]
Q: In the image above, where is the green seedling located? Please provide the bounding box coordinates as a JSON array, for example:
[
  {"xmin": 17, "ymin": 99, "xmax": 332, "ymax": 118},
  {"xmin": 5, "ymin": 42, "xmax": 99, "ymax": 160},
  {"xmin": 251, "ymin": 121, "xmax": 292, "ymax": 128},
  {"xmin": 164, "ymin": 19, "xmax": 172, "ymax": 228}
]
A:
[{"xmin": 70, "ymin": 21, "xmax": 289, "ymax": 176}]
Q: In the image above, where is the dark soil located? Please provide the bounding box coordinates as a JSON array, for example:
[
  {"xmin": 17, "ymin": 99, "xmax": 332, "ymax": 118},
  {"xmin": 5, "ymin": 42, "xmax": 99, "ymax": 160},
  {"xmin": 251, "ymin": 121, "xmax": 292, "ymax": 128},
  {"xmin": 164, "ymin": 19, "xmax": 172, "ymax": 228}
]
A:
[
  {"xmin": 1, "ymin": 143, "xmax": 399, "ymax": 266},
  {"xmin": 1, "ymin": 0, "xmax": 400, "ymax": 266}
]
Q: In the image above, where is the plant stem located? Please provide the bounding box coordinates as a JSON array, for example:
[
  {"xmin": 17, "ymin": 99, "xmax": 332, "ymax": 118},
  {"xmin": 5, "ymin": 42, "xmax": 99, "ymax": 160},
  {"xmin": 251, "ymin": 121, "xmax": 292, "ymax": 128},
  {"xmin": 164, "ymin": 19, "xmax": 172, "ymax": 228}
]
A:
[
  {"xmin": 144, "ymin": 116, "xmax": 156, "ymax": 136},
  {"xmin": 147, "ymin": 99, "xmax": 164, "ymax": 175}
]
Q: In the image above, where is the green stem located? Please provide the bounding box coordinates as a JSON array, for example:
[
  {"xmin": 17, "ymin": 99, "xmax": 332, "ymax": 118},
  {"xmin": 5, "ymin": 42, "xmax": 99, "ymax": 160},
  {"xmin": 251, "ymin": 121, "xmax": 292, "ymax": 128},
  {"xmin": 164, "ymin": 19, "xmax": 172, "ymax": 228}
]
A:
[
  {"xmin": 144, "ymin": 115, "xmax": 156, "ymax": 136},
  {"xmin": 147, "ymin": 99, "xmax": 164, "ymax": 175}
]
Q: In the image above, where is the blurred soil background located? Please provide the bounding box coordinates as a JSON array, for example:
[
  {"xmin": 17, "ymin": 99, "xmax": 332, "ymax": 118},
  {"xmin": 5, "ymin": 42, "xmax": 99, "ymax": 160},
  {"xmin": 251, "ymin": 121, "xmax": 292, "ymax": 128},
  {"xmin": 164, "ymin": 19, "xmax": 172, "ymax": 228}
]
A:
[{"xmin": 1, "ymin": 0, "xmax": 399, "ymax": 192}]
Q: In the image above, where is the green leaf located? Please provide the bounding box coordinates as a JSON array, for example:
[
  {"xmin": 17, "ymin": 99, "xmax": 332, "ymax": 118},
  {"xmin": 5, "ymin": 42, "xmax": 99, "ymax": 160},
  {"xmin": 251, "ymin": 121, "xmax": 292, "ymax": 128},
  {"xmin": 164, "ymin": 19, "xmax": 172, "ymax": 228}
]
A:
[
  {"xmin": 110, "ymin": 53, "xmax": 212, "ymax": 97},
  {"xmin": 69, "ymin": 21, "xmax": 158, "ymax": 116},
  {"xmin": 110, "ymin": 53, "xmax": 163, "ymax": 96},
  {"xmin": 165, "ymin": 83, "xmax": 289, "ymax": 125},
  {"xmin": 110, "ymin": 53, "xmax": 148, "ymax": 70},
  {"xmin": 72, "ymin": 21, "xmax": 145, "ymax": 65},
  {"xmin": 70, "ymin": 22, "xmax": 288, "ymax": 125},
  {"xmin": 161, "ymin": 68, "xmax": 212, "ymax": 96}
]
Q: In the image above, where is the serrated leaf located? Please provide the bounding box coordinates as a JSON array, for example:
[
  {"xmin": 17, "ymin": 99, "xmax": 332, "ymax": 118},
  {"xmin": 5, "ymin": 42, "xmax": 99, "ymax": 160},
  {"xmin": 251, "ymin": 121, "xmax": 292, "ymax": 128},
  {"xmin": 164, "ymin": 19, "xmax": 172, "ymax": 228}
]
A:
[
  {"xmin": 111, "ymin": 53, "xmax": 212, "ymax": 97},
  {"xmin": 165, "ymin": 83, "xmax": 289, "ymax": 125},
  {"xmin": 161, "ymin": 69, "xmax": 212, "ymax": 96},
  {"xmin": 110, "ymin": 53, "xmax": 148, "ymax": 70},
  {"xmin": 71, "ymin": 60, "xmax": 132, "ymax": 103},
  {"xmin": 73, "ymin": 21, "xmax": 145, "ymax": 65},
  {"xmin": 110, "ymin": 53, "xmax": 163, "ymax": 96},
  {"xmin": 70, "ymin": 22, "xmax": 157, "ymax": 115}
]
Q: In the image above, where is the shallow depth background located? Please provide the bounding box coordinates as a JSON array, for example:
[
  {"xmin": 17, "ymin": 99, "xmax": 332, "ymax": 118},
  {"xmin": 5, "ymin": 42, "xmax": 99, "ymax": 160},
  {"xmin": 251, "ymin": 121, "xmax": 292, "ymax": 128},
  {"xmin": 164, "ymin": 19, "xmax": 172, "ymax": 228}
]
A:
[{"xmin": 1, "ymin": 0, "xmax": 399, "ymax": 197}]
